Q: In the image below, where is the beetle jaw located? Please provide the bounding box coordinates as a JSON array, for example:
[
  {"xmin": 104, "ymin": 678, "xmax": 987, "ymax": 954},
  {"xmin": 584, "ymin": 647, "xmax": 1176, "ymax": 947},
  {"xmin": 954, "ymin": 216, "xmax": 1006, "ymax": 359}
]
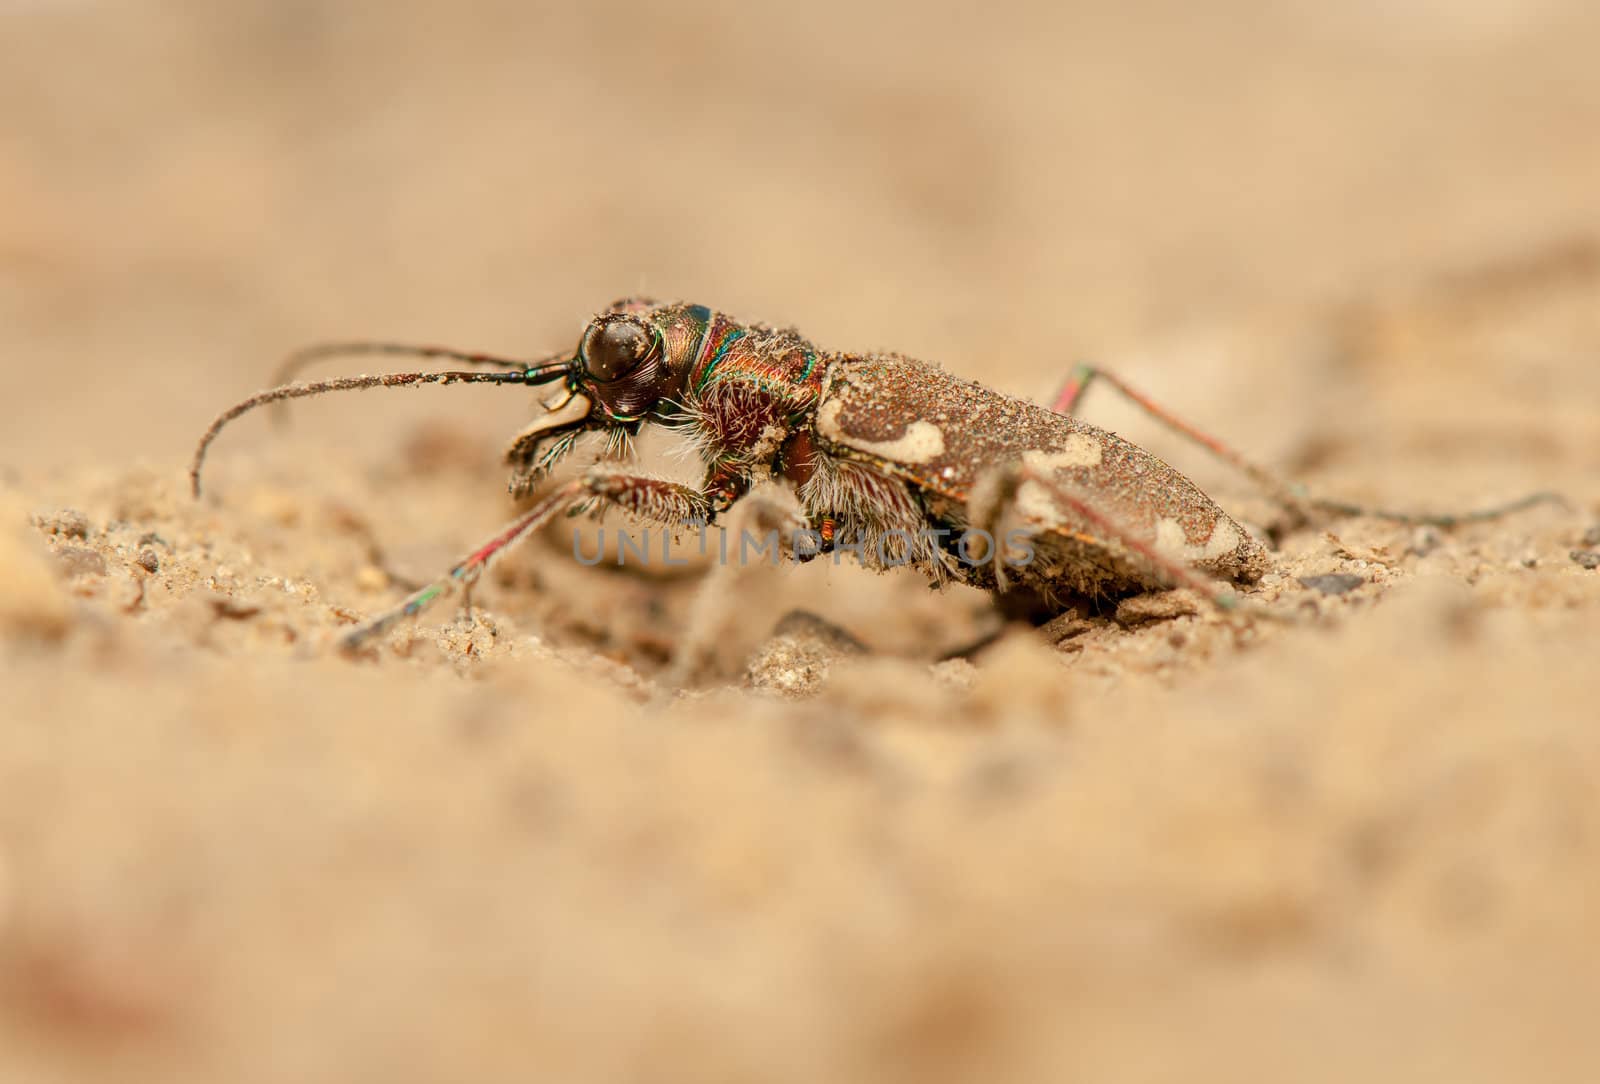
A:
[{"xmin": 504, "ymin": 386, "xmax": 595, "ymax": 462}]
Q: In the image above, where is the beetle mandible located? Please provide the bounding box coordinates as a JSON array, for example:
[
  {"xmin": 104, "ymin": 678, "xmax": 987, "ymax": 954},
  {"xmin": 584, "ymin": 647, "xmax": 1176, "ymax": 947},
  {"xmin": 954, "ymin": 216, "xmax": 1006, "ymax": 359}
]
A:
[{"xmin": 190, "ymin": 297, "xmax": 1552, "ymax": 652}]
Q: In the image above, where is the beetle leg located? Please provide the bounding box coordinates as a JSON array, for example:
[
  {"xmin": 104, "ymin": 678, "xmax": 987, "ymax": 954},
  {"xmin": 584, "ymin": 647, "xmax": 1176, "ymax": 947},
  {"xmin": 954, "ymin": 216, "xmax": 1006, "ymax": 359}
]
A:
[
  {"xmin": 1052, "ymin": 363, "xmax": 1310, "ymax": 517},
  {"xmin": 702, "ymin": 461, "xmax": 751, "ymax": 513},
  {"xmin": 971, "ymin": 462, "xmax": 1240, "ymax": 610},
  {"xmin": 1053, "ymin": 363, "xmax": 1559, "ymax": 528},
  {"xmin": 574, "ymin": 467, "xmax": 712, "ymax": 525},
  {"xmin": 340, "ymin": 469, "xmax": 711, "ymax": 653},
  {"xmin": 795, "ymin": 516, "xmax": 838, "ymax": 563}
]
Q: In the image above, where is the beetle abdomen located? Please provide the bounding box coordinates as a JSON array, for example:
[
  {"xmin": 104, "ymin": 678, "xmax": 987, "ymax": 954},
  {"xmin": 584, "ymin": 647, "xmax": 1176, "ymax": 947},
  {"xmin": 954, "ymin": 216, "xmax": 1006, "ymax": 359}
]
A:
[{"xmin": 811, "ymin": 353, "xmax": 1268, "ymax": 591}]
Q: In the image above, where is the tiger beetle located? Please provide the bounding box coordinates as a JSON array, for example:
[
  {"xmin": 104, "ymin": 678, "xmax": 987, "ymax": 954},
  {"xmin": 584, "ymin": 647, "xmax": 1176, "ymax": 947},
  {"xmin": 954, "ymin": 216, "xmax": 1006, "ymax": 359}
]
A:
[{"xmin": 189, "ymin": 298, "xmax": 1556, "ymax": 653}]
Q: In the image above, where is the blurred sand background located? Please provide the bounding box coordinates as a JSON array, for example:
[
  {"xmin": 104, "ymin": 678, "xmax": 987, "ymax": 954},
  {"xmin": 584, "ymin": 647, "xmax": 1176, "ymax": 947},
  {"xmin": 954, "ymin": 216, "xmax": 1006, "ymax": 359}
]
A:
[{"xmin": 4, "ymin": 1, "xmax": 1600, "ymax": 1080}]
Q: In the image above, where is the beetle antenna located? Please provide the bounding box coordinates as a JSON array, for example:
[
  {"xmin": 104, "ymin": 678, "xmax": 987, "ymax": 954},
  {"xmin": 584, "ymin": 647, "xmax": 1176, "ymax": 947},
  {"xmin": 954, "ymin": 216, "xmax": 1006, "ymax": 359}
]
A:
[
  {"xmin": 191, "ymin": 363, "xmax": 572, "ymax": 499},
  {"xmin": 272, "ymin": 341, "xmax": 539, "ymax": 384},
  {"xmin": 268, "ymin": 343, "xmax": 566, "ymax": 425}
]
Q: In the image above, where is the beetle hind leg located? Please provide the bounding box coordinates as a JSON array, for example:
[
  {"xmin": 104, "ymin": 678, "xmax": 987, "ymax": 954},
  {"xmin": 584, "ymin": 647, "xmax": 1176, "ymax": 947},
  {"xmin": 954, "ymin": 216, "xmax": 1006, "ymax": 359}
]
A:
[
  {"xmin": 967, "ymin": 461, "xmax": 1241, "ymax": 612},
  {"xmin": 1053, "ymin": 362, "xmax": 1560, "ymax": 529}
]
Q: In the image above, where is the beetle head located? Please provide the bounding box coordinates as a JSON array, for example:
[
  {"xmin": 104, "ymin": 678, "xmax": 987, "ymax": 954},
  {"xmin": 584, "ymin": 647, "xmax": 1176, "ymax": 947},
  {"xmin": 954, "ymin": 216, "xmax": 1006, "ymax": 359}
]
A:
[
  {"xmin": 499, "ymin": 299, "xmax": 714, "ymax": 493},
  {"xmin": 188, "ymin": 299, "xmax": 715, "ymax": 500}
]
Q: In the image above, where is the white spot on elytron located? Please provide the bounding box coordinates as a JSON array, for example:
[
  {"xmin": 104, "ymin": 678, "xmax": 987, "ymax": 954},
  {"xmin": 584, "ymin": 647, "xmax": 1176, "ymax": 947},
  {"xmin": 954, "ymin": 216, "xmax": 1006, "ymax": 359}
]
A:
[
  {"xmin": 1154, "ymin": 518, "xmax": 1189, "ymax": 559},
  {"xmin": 1003, "ymin": 436, "xmax": 1104, "ymax": 525},
  {"xmin": 1015, "ymin": 480, "xmax": 1059, "ymax": 524},
  {"xmin": 1154, "ymin": 516, "xmax": 1240, "ymax": 562},
  {"xmin": 1021, "ymin": 433, "xmax": 1103, "ymax": 471},
  {"xmin": 818, "ymin": 398, "xmax": 947, "ymax": 463},
  {"xmin": 816, "ymin": 398, "xmax": 847, "ymax": 439},
  {"xmin": 1202, "ymin": 519, "xmax": 1241, "ymax": 559}
]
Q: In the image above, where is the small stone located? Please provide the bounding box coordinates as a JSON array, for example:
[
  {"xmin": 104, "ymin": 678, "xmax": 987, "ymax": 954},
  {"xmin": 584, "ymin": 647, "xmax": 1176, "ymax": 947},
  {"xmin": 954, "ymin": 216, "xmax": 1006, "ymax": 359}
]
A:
[
  {"xmin": 1115, "ymin": 590, "xmax": 1199, "ymax": 626},
  {"xmin": 1582, "ymin": 525, "xmax": 1600, "ymax": 547},
  {"xmin": 1297, "ymin": 573, "xmax": 1365, "ymax": 596},
  {"xmin": 1407, "ymin": 526, "xmax": 1442, "ymax": 558},
  {"xmin": 1038, "ymin": 608, "xmax": 1090, "ymax": 643},
  {"xmin": 135, "ymin": 549, "xmax": 160, "ymax": 574},
  {"xmin": 209, "ymin": 595, "xmax": 261, "ymax": 620},
  {"xmin": 769, "ymin": 610, "xmax": 868, "ymax": 654},
  {"xmin": 1570, "ymin": 549, "xmax": 1600, "ymax": 571},
  {"xmin": 56, "ymin": 547, "xmax": 108, "ymax": 577},
  {"xmin": 748, "ymin": 610, "xmax": 868, "ymax": 697}
]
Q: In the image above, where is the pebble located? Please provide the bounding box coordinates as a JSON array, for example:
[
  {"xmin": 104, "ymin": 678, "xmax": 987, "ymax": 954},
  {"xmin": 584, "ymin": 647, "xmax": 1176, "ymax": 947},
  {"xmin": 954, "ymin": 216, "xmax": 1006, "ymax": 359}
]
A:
[{"xmin": 1297, "ymin": 573, "xmax": 1365, "ymax": 596}]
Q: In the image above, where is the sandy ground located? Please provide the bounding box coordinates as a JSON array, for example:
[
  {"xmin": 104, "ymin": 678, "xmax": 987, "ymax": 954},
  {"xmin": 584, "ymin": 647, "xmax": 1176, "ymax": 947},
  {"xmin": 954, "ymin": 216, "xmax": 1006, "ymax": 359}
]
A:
[{"xmin": 4, "ymin": 2, "xmax": 1600, "ymax": 1081}]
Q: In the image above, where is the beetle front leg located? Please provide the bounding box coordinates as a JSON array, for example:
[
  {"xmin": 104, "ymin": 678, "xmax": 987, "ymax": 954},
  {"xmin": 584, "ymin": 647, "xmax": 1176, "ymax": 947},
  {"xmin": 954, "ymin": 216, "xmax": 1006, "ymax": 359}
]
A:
[
  {"xmin": 340, "ymin": 469, "xmax": 711, "ymax": 653},
  {"xmin": 574, "ymin": 467, "xmax": 713, "ymax": 525}
]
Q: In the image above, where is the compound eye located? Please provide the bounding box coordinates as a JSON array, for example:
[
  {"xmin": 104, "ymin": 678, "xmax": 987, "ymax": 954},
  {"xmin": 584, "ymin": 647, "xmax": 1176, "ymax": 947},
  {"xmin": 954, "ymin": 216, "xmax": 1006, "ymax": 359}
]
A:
[{"xmin": 582, "ymin": 318, "xmax": 653, "ymax": 382}]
